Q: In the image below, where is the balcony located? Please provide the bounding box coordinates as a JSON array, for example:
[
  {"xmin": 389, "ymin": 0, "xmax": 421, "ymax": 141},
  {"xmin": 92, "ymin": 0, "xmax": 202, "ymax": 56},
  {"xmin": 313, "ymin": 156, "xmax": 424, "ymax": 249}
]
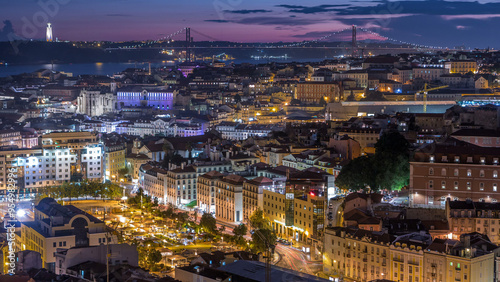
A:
[{"xmin": 381, "ymin": 253, "xmax": 387, "ymax": 257}]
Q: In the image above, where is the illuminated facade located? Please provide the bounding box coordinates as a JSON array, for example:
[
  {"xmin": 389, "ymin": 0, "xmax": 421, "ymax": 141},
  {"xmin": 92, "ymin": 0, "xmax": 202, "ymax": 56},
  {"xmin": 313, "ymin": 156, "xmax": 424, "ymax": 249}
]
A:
[
  {"xmin": 296, "ymin": 82, "xmax": 341, "ymax": 104},
  {"xmin": 445, "ymin": 60, "xmax": 478, "ymax": 74},
  {"xmin": 410, "ymin": 140, "xmax": 500, "ymax": 207},
  {"xmin": 116, "ymin": 87, "xmax": 175, "ymax": 110}
]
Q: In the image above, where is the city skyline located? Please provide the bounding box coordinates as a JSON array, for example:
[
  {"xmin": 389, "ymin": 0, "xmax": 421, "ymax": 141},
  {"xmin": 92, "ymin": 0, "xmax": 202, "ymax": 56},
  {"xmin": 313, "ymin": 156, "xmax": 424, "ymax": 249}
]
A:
[{"xmin": 0, "ymin": 0, "xmax": 499, "ymax": 48}]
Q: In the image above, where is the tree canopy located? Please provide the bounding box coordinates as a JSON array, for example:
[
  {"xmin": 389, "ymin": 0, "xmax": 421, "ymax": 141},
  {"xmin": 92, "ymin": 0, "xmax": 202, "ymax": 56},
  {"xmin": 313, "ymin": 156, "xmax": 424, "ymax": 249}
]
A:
[
  {"xmin": 248, "ymin": 208, "xmax": 269, "ymax": 230},
  {"xmin": 335, "ymin": 130, "xmax": 410, "ymax": 192},
  {"xmin": 200, "ymin": 213, "xmax": 218, "ymax": 235}
]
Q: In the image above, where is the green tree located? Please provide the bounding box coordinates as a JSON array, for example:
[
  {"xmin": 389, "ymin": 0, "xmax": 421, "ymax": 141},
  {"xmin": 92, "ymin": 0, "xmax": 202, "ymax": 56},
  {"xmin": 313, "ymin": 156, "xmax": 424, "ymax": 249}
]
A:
[
  {"xmin": 233, "ymin": 224, "xmax": 248, "ymax": 237},
  {"xmin": 200, "ymin": 213, "xmax": 217, "ymax": 235},
  {"xmin": 335, "ymin": 155, "xmax": 375, "ymax": 191},
  {"xmin": 335, "ymin": 130, "xmax": 410, "ymax": 192},
  {"xmin": 249, "ymin": 208, "xmax": 269, "ymax": 230},
  {"xmin": 118, "ymin": 167, "xmax": 129, "ymax": 179},
  {"xmin": 251, "ymin": 228, "xmax": 277, "ymax": 253},
  {"xmin": 147, "ymin": 249, "xmax": 162, "ymax": 265}
]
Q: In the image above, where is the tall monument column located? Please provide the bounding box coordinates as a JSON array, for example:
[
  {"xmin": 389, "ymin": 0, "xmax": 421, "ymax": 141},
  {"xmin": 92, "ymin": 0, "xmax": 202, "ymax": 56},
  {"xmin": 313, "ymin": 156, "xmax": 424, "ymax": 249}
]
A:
[{"xmin": 46, "ymin": 23, "xmax": 53, "ymax": 42}]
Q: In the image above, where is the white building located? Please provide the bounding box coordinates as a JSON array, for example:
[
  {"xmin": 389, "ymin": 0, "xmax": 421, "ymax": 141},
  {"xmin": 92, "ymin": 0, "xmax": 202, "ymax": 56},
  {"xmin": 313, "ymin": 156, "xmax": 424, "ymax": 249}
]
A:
[{"xmin": 77, "ymin": 89, "xmax": 117, "ymax": 117}]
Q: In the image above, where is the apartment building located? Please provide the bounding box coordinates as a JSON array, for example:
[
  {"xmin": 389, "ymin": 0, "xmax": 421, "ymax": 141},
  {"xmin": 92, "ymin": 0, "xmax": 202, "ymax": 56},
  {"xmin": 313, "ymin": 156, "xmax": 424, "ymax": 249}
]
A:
[
  {"xmin": 424, "ymin": 234, "xmax": 500, "ymax": 282},
  {"xmin": 323, "ymin": 227, "xmax": 393, "ymax": 282},
  {"xmin": 215, "ymin": 174, "xmax": 246, "ymax": 223},
  {"xmin": 242, "ymin": 176, "xmax": 274, "ymax": 223},
  {"xmin": 103, "ymin": 140, "xmax": 126, "ymax": 182},
  {"xmin": 445, "ymin": 60, "xmax": 478, "ymax": 75},
  {"xmin": 139, "ymin": 164, "xmax": 167, "ymax": 202},
  {"xmin": 197, "ymin": 170, "xmax": 225, "ymax": 215},
  {"xmin": 165, "ymin": 165, "xmax": 198, "ymax": 206},
  {"xmin": 410, "ymin": 139, "xmax": 500, "ymax": 207},
  {"xmin": 296, "ymin": 82, "xmax": 341, "ymax": 104}
]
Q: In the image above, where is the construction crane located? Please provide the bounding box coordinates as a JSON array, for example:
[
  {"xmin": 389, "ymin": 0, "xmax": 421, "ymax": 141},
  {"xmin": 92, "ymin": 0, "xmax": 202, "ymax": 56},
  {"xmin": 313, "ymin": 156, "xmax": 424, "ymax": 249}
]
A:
[{"xmin": 415, "ymin": 83, "xmax": 448, "ymax": 113}]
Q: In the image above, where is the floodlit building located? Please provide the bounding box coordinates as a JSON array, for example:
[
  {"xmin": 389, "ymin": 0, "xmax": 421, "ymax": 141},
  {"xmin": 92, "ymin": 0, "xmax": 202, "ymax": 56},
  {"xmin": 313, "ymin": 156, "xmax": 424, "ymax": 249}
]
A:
[{"xmin": 20, "ymin": 198, "xmax": 117, "ymax": 272}]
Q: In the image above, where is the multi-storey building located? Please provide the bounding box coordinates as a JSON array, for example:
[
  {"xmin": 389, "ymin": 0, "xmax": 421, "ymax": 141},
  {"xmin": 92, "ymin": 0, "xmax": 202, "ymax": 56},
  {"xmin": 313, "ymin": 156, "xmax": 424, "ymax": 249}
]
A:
[
  {"xmin": 41, "ymin": 132, "xmax": 103, "ymax": 182},
  {"xmin": 390, "ymin": 236, "xmax": 427, "ymax": 282},
  {"xmin": 166, "ymin": 165, "xmax": 198, "ymax": 206},
  {"xmin": 197, "ymin": 171, "xmax": 225, "ymax": 215},
  {"xmin": 296, "ymin": 82, "xmax": 341, "ymax": 104},
  {"xmin": 0, "ymin": 132, "xmax": 102, "ymax": 195},
  {"xmin": 323, "ymin": 227, "xmax": 393, "ymax": 282},
  {"xmin": 139, "ymin": 164, "xmax": 167, "ymax": 202},
  {"xmin": 103, "ymin": 140, "xmax": 126, "ymax": 182},
  {"xmin": 445, "ymin": 60, "xmax": 478, "ymax": 75},
  {"xmin": 215, "ymin": 122, "xmax": 283, "ymax": 141},
  {"xmin": 116, "ymin": 86, "xmax": 176, "ymax": 110},
  {"xmin": 264, "ymin": 170, "xmax": 327, "ymax": 244},
  {"xmin": 412, "ymin": 67, "xmax": 448, "ymax": 81},
  {"xmin": 424, "ymin": 234, "xmax": 500, "ymax": 282},
  {"xmin": 242, "ymin": 176, "xmax": 274, "ymax": 223},
  {"xmin": 215, "ymin": 174, "xmax": 246, "ymax": 223},
  {"xmin": 410, "ymin": 139, "xmax": 500, "ymax": 207},
  {"xmin": 21, "ymin": 198, "xmax": 117, "ymax": 272},
  {"xmin": 446, "ymin": 199, "xmax": 500, "ymax": 244},
  {"xmin": 334, "ymin": 70, "xmax": 368, "ymax": 89},
  {"xmin": 116, "ymin": 118, "xmax": 207, "ymax": 138},
  {"xmin": 0, "ymin": 129, "xmax": 22, "ymax": 147},
  {"xmin": 337, "ymin": 128, "xmax": 381, "ymax": 152}
]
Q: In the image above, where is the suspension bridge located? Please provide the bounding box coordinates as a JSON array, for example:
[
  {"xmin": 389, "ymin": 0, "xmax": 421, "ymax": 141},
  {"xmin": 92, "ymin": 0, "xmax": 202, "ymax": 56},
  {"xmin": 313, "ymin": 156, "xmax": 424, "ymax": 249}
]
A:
[{"xmin": 105, "ymin": 26, "xmax": 456, "ymax": 58}]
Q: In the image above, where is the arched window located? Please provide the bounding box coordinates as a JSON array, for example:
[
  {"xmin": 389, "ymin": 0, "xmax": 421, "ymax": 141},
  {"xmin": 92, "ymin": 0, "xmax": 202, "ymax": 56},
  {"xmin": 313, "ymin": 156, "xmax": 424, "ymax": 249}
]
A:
[
  {"xmin": 467, "ymin": 169, "xmax": 472, "ymax": 177},
  {"xmin": 494, "ymin": 171, "xmax": 498, "ymax": 178},
  {"xmin": 429, "ymin": 168, "xmax": 434, "ymax": 175},
  {"xmin": 480, "ymin": 170, "xmax": 485, "ymax": 177},
  {"xmin": 441, "ymin": 169, "xmax": 446, "ymax": 176},
  {"xmin": 454, "ymin": 169, "xmax": 459, "ymax": 176}
]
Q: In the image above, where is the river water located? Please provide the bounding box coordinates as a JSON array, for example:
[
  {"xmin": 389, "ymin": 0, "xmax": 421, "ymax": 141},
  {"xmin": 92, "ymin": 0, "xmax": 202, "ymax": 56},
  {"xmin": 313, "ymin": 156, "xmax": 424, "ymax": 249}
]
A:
[{"xmin": 0, "ymin": 58, "xmax": 326, "ymax": 77}]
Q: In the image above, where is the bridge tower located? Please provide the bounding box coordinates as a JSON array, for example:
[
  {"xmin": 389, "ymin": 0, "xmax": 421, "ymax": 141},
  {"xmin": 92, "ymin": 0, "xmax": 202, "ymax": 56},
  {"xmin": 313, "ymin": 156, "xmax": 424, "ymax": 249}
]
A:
[
  {"xmin": 185, "ymin": 27, "xmax": 192, "ymax": 62},
  {"xmin": 351, "ymin": 25, "xmax": 357, "ymax": 57}
]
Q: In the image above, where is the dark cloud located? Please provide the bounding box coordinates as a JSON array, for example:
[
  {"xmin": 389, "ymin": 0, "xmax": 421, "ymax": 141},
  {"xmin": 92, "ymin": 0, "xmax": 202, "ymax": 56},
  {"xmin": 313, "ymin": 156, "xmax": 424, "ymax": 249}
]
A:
[
  {"xmin": 204, "ymin": 19, "xmax": 230, "ymax": 23},
  {"xmin": 276, "ymin": 4, "xmax": 349, "ymax": 14},
  {"xmin": 356, "ymin": 14, "xmax": 500, "ymax": 48},
  {"xmin": 235, "ymin": 16, "xmax": 323, "ymax": 26},
  {"xmin": 336, "ymin": 0, "xmax": 500, "ymax": 16},
  {"xmin": 206, "ymin": 16, "xmax": 322, "ymax": 26},
  {"xmin": 223, "ymin": 9, "xmax": 272, "ymax": 14}
]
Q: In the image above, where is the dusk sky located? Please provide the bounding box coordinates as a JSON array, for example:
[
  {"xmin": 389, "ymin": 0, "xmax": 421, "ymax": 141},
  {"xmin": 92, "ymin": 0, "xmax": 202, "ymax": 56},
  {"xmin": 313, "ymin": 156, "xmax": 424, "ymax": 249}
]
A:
[{"xmin": 1, "ymin": 0, "xmax": 500, "ymax": 48}]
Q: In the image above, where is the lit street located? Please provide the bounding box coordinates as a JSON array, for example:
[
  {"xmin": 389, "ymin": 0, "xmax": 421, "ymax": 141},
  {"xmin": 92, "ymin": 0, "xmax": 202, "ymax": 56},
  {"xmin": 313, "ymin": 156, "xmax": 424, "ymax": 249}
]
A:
[{"xmin": 275, "ymin": 244, "xmax": 323, "ymax": 276}]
